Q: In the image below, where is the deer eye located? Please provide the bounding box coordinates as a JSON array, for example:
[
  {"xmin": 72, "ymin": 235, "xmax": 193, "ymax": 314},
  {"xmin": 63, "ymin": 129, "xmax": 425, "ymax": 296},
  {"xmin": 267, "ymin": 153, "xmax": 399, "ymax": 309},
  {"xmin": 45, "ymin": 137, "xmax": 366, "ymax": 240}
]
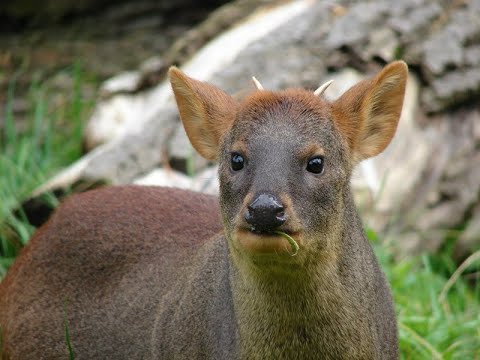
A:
[
  {"xmin": 306, "ymin": 156, "xmax": 324, "ymax": 174},
  {"xmin": 231, "ymin": 153, "xmax": 245, "ymax": 171}
]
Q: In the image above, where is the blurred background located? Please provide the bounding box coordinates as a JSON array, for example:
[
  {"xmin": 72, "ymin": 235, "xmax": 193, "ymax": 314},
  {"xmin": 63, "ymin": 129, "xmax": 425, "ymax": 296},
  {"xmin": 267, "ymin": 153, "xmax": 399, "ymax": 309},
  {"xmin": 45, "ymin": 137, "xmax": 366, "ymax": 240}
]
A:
[{"xmin": 1, "ymin": 0, "xmax": 479, "ymax": 358}]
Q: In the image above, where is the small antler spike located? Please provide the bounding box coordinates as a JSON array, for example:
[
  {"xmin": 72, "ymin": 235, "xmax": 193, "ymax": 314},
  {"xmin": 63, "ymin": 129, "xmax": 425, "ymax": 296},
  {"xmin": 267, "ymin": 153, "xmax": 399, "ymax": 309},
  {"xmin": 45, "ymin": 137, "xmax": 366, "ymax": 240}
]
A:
[
  {"xmin": 313, "ymin": 79, "xmax": 334, "ymax": 97},
  {"xmin": 252, "ymin": 76, "xmax": 264, "ymax": 90}
]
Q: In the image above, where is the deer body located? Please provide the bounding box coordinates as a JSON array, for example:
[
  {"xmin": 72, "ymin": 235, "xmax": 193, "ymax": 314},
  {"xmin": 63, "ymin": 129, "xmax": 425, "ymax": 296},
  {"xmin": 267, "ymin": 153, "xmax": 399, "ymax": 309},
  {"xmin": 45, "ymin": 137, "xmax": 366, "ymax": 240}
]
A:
[{"xmin": 0, "ymin": 62, "xmax": 407, "ymax": 359}]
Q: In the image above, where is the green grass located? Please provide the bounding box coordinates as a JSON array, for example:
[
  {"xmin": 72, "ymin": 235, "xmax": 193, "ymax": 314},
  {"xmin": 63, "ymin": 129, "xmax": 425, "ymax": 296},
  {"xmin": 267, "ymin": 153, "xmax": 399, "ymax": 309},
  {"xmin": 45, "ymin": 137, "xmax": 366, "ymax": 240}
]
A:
[
  {"xmin": 0, "ymin": 66, "xmax": 479, "ymax": 358},
  {"xmin": 0, "ymin": 61, "xmax": 96, "ymax": 277},
  {"xmin": 372, "ymin": 234, "xmax": 480, "ymax": 359},
  {"xmin": 64, "ymin": 301, "xmax": 76, "ymax": 359}
]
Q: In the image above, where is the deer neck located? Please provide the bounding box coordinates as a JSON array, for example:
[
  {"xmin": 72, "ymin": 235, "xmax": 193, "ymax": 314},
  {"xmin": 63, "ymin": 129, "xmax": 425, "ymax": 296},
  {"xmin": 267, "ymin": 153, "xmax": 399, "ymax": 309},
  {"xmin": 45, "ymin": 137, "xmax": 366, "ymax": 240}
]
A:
[
  {"xmin": 229, "ymin": 229, "xmax": 341, "ymax": 357},
  {"xmin": 227, "ymin": 191, "xmax": 375, "ymax": 359}
]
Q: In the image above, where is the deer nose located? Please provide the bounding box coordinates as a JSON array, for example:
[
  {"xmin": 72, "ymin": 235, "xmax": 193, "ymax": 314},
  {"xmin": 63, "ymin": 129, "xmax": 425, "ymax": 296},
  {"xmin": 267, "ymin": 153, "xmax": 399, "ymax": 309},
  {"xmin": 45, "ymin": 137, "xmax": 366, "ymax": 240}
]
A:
[{"xmin": 245, "ymin": 193, "xmax": 286, "ymax": 232}]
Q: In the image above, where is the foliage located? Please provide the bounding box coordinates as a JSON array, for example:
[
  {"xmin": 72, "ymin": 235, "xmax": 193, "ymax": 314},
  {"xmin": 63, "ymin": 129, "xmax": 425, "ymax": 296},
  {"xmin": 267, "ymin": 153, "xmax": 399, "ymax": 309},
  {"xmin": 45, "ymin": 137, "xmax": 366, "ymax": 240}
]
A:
[
  {"xmin": 0, "ymin": 62, "xmax": 95, "ymax": 277},
  {"xmin": 373, "ymin": 235, "xmax": 480, "ymax": 360}
]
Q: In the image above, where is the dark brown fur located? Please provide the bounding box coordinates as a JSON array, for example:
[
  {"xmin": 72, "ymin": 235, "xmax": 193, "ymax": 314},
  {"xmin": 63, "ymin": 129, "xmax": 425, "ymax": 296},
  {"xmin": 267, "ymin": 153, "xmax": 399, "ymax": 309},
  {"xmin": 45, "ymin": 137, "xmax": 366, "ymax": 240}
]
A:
[
  {"xmin": 0, "ymin": 187, "xmax": 234, "ymax": 359},
  {"xmin": 0, "ymin": 62, "xmax": 407, "ymax": 359}
]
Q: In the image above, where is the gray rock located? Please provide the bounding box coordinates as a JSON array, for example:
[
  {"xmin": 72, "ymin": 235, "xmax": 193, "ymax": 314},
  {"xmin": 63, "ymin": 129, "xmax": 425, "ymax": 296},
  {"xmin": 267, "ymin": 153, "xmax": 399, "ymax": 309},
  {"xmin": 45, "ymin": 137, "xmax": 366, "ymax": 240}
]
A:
[
  {"xmin": 389, "ymin": 2, "xmax": 442, "ymax": 35},
  {"xmin": 454, "ymin": 203, "xmax": 480, "ymax": 261},
  {"xmin": 323, "ymin": 68, "xmax": 364, "ymax": 101},
  {"xmin": 192, "ymin": 166, "xmax": 219, "ymax": 195},
  {"xmin": 363, "ymin": 27, "xmax": 399, "ymax": 63},
  {"xmin": 34, "ymin": 105, "xmax": 178, "ymax": 195},
  {"xmin": 133, "ymin": 165, "xmax": 219, "ymax": 195},
  {"xmin": 422, "ymin": 68, "xmax": 480, "ymax": 112},
  {"xmin": 134, "ymin": 168, "xmax": 193, "ymax": 189},
  {"xmin": 168, "ymin": 123, "xmax": 209, "ymax": 174},
  {"xmin": 326, "ymin": 2, "xmax": 389, "ymax": 50},
  {"xmin": 403, "ymin": 110, "xmax": 480, "ymax": 253},
  {"xmin": 465, "ymin": 46, "xmax": 480, "ymax": 68},
  {"xmin": 422, "ymin": 30, "xmax": 464, "ymax": 76},
  {"xmin": 100, "ymin": 71, "xmax": 141, "ymax": 95}
]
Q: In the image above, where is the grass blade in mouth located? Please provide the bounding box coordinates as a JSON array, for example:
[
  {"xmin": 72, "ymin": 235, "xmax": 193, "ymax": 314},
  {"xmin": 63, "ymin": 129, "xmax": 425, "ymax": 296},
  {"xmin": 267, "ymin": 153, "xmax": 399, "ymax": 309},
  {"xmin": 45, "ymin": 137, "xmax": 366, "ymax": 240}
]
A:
[{"xmin": 274, "ymin": 231, "xmax": 299, "ymax": 256}]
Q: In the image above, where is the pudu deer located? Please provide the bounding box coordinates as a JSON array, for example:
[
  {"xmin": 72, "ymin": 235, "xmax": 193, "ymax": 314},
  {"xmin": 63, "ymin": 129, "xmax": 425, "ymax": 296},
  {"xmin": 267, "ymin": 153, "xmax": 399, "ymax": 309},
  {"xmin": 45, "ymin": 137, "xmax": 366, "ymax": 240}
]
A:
[{"xmin": 0, "ymin": 61, "xmax": 407, "ymax": 359}]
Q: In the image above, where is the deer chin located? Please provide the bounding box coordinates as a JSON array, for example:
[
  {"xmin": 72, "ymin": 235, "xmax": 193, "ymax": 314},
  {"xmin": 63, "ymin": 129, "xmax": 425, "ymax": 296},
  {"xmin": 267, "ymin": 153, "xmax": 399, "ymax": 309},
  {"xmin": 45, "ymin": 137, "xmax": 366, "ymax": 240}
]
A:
[{"xmin": 232, "ymin": 228, "xmax": 302, "ymax": 255}]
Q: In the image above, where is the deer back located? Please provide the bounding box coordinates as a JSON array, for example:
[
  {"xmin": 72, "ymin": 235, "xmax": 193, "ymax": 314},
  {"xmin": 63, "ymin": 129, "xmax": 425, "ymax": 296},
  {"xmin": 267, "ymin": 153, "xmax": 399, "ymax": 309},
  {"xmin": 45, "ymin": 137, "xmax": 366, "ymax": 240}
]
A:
[{"xmin": 0, "ymin": 186, "xmax": 239, "ymax": 358}]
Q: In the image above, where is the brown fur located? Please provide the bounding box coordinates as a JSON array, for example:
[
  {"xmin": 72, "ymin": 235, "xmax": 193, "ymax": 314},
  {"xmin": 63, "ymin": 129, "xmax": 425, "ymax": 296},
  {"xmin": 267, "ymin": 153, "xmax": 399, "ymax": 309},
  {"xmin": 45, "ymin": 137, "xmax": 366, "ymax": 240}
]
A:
[
  {"xmin": 0, "ymin": 187, "xmax": 230, "ymax": 359},
  {"xmin": 0, "ymin": 62, "xmax": 407, "ymax": 359},
  {"xmin": 169, "ymin": 67, "xmax": 237, "ymax": 160}
]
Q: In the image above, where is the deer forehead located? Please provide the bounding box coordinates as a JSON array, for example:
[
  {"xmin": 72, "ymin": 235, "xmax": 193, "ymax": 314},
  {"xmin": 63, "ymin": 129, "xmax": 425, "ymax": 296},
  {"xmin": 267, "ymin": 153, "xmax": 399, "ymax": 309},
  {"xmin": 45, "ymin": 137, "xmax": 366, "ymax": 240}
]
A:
[
  {"xmin": 226, "ymin": 89, "xmax": 339, "ymax": 153},
  {"xmin": 237, "ymin": 89, "xmax": 331, "ymax": 122}
]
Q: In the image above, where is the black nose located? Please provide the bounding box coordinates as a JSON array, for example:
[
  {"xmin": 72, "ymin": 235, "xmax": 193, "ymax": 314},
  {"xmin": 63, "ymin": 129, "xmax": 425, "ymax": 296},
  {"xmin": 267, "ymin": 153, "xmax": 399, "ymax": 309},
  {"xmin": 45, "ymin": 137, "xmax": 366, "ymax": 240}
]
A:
[{"xmin": 245, "ymin": 193, "xmax": 286, "ymax": 233}]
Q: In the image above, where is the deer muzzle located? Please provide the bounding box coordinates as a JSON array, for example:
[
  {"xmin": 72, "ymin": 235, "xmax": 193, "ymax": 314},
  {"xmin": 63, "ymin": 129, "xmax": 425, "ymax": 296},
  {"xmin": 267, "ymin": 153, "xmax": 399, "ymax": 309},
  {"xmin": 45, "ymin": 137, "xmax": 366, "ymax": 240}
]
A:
[{"xmin": 245, "ymin": 193, "xmax": 287, "ymax": 233}]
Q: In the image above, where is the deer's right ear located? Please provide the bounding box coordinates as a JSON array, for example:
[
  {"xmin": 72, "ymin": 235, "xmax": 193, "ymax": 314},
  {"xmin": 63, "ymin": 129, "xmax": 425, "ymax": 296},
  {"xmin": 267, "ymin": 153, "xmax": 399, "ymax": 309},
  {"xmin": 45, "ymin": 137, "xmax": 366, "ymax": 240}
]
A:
[{"xmin": 169, "ymin": 67, "xmax": 237, "ymax": 160}]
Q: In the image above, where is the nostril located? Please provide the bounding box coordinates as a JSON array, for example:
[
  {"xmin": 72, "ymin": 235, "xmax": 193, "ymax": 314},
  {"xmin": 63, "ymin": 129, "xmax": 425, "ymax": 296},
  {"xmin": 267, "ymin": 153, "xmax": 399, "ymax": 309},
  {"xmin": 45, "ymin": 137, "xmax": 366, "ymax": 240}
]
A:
[
  {"xmin": 275, "ymin": 211, "xmax": 287, "ymax": 223},
  {"xmin": 275, "ymin": 212, "xmax": 286, "ymax": 222}
]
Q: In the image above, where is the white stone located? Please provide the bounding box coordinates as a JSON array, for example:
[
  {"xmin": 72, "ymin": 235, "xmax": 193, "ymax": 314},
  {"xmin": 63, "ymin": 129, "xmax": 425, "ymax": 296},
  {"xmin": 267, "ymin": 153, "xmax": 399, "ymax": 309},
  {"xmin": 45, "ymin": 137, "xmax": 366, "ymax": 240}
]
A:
[
  {"xmin": 101, "ymin": 71, "xmax": 140, "ymax": 95},
  {"xmin": 134, "ymin": 168, "xmax": 193, "ymax": 189}
]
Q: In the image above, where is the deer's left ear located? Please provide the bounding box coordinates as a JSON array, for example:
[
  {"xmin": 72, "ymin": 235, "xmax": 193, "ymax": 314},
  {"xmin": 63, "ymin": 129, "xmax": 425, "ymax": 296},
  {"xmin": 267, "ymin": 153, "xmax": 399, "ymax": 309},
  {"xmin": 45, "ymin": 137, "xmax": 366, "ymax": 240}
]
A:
[
  {"xmin": 332, "ymin": 61, "xmax": 408, "ymax": 162},
  {"xmin": 169, "ymin": 67, "xmax": 238, "ymax": 160}
]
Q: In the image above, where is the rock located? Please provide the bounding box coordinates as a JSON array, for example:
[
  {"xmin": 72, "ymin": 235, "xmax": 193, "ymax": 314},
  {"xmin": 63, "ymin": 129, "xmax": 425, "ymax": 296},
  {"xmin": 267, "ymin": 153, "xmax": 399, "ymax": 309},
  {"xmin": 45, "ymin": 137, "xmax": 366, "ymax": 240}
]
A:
[
  {"xmin": 192, "ymin": 166, "xmax": 219, "ymax": 195},
  {"xmin": 83, "ymin": 0, "xmax": 290, "ymax": 150},
  {"xmin": 422, "ymin": 68, "xmax": 480, "ymax": 113},
  {"xmin": 168, "ymin": 123, "xmax": 209, "ymax": 174},
  {"xmin": 325, "ymin": 2, "xmax": 389, "ymax": 50},
  {"xmin": 400, "ymin": 109, "xmax": 480, "ymax": 253},
  {"xmin": 134, "ymin": 168, "xmax": 192, "ymax": 189},
  {"xmin": 389, "ymin": 2, "xmax": 442, "ymax": 36},
  {"xmin": 134, "ymin": 0, "xmax": 287, "ymax": 92},
  {"xmin": 323, "ymin": 68, "xmax": 364, "ymax": 101},
  {"xmin": 363, "ymin": 27, "xmax": 399, "ymax": 63},
  {"xmin": 465, "ymin": 46, "xmax": 480, "ymax": 68},
  {"xmin": 100, "ymin": 71, "xmax": 141, "ymax": 95},
  {"xmin": 133, "ymin": 165, "xmax": 219, "ymax": 195},
  {"xmin": 422, "ymin": 29, "xmax": 464, "ymax": 76},
  {"xmin": 83, "ymin": 94, "xmax": 146, "ymax": 150},
  {"xmin": 34, "ymin": 105, "xmax": 178, "ymax": 195},
  {"xmin": 454, "ymin": 203, "xmax": 480, "ymax": 261}
]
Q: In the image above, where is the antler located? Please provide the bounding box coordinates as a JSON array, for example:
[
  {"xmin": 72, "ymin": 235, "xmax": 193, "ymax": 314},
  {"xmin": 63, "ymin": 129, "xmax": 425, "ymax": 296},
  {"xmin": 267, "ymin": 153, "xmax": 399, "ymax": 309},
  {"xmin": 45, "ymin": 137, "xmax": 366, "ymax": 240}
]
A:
[
  {"xmin": 313, "ymin": 80, "xmax": 334, "ymax": 97},
  {"xmin": 252, "ymin": 76, "xmax": 264, "ymax": 90}
]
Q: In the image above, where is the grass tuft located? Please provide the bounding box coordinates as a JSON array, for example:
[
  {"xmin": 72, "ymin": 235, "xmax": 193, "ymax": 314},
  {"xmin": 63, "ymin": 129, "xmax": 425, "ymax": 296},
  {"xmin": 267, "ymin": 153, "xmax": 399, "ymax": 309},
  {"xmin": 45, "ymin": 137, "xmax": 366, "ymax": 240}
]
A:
[
  {"xmin": 372, "ymin": 232, "xmax": 480, "ymax": 360},
  {"xmin": 0, "ymin": 62, "xmax": 96, "ymax": 277},
  {"xmin": 64, "ymin": 301, "xmax": 75, "ymax": 360},
  {"xmin": 274, "ymin": 231, "xmax": 299, "ymax": 256}
]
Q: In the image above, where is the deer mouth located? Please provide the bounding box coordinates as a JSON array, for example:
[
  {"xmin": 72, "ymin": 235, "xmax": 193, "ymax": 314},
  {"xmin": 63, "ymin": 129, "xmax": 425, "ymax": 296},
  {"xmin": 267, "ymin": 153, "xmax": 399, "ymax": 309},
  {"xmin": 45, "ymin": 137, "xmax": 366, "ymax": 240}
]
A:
[{"xmin": 233, "ymin": 227, "xmax": 301, "ymax": 255}]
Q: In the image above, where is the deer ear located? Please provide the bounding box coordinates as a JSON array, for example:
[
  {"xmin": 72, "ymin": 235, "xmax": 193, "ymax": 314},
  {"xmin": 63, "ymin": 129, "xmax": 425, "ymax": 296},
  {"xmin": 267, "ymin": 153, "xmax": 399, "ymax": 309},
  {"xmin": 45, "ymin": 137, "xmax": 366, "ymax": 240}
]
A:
[
  {"xmin": 169, "ymin": 67, "xmax": 237, "ymax": 160},
  {"xmin": 332, "ymin": 61, "xmax": 408, "ymax": 162}
]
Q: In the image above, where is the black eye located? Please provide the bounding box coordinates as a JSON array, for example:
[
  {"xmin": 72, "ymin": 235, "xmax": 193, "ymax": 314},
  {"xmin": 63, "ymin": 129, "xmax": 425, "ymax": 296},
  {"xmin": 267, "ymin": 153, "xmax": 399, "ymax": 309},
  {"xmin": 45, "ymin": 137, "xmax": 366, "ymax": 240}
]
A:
[
  {"xmin": 306, "ymin": 156, "xmax": 324, "ymax": 174},
  {"xmin": 231, "ymin": 153, "xmax": 245, "ymax": 171}
]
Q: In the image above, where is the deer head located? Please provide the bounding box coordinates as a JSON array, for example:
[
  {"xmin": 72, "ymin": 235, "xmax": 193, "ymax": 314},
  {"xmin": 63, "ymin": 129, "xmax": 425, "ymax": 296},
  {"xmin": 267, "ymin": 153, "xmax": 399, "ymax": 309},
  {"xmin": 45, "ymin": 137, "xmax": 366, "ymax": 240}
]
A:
[{"xmin": 169, "ymin": 62, "xmax": 407, "ymax": 267}]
